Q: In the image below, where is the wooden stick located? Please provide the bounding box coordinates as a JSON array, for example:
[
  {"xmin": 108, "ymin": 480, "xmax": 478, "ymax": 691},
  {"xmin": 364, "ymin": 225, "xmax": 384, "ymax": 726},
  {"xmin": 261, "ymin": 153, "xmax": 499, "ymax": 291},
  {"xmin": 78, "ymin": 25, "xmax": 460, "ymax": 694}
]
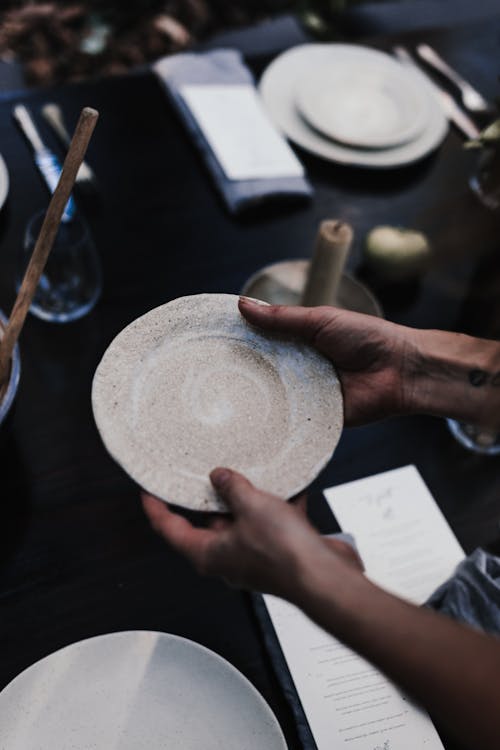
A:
[
  {"xmin": 0, "ymin": 106, "xmax": 99, "ymax": 395},
  {"xmin": 301, "ymin": 220, "xmax": 353, "ymax": 307}
]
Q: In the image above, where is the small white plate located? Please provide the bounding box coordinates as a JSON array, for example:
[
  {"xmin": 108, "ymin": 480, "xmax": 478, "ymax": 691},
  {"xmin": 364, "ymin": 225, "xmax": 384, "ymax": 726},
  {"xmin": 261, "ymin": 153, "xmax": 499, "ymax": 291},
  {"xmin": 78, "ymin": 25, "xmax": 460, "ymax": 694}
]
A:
[
  {"xmin": 92, "ymin": 294, "xmax": 343, "ymax": 512},
  {"xmin": 295, "ymin": 54, "xmax": 430, "ymax": 148},
  {"xmin": 0, "ymin": 154, "xmax": 9, "ymax": 212},
  {"xmin": 260, "ymin": 44, "xmax": 448, "ymax": 169},
  {"xmin": 0, "ymin": 631, "xmax": 287, "ymax": 749}
]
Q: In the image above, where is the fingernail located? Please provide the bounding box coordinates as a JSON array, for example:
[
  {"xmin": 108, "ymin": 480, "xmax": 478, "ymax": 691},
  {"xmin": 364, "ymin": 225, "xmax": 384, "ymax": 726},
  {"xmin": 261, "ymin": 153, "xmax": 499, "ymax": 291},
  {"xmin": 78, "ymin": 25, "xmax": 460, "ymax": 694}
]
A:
[
  {"xmin": 210, "ymin": 468, "xmax": 232, "ymax": 488},
  {"xmin": 239, "ymin": 296, "xmax": 268, "ymax": 307}
]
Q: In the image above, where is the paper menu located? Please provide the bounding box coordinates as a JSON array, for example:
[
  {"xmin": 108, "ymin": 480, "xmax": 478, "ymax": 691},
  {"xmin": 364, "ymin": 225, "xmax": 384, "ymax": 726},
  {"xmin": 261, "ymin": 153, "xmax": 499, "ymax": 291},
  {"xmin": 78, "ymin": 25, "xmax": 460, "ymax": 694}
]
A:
[
  {"xmin": 262, "ymin": 466, "xmax": 463, "ymax": 749},
  {"xmin": 264, "ymin": 594, "xmax": 445, "ymax": 749},
  {"xmin": 324, "ymin": 465, "xmax": 465, "ymax": 604},
  {"xmin": 179, "ymin": 84, "xmax": 305, "ymax": 181}
]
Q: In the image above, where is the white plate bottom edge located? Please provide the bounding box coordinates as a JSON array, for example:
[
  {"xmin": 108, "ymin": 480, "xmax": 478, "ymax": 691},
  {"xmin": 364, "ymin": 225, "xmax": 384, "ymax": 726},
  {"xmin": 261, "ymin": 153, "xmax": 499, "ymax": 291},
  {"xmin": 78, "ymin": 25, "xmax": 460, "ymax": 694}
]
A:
[{"xmin": 0, "ymin": 630, "xmax": 287, "ymax": 749}]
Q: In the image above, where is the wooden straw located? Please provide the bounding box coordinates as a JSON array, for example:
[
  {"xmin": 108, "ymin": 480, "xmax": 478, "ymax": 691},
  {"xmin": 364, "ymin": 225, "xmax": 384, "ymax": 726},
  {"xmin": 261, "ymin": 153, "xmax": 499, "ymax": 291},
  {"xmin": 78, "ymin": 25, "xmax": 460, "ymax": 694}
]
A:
[
  {"xmin": 301, "ymin": 220, "xmax": 353, "ymax": 307},
  {"xmin": 0, "ymin": 106, "xmax": 99, "ymax": 397}
]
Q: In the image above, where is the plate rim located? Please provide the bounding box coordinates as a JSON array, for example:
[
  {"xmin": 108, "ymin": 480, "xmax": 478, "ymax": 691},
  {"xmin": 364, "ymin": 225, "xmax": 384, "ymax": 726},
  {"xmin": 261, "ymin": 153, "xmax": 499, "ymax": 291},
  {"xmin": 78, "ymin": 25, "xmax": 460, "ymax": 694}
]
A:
[{"xmin": 0, "ymin": 153, "xmax": 10, "ymax": 212}]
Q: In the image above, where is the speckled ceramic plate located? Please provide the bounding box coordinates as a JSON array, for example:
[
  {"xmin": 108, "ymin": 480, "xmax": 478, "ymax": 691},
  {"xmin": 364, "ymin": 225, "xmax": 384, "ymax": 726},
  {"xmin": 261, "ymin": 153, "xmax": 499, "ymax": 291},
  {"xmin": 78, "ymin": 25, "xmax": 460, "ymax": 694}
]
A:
[
  {"xmin": 0, "ymin": 631, "xmax": 287, "ymax": 749},
  {"xmin": 92, "ymin": 294, "xmax": 343, "ymax": 512}
]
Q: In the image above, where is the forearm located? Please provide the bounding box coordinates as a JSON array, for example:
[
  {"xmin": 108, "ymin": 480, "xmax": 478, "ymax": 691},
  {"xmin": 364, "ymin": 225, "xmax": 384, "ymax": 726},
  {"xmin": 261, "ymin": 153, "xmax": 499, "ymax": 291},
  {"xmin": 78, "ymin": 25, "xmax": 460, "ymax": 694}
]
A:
[
  {"xmin": 406, "ymin": 329, "xmax": 500, "ymax": 428},
  {"xmin": 295, "ymin": 551, "xmax": 500, "ymax": 749}
]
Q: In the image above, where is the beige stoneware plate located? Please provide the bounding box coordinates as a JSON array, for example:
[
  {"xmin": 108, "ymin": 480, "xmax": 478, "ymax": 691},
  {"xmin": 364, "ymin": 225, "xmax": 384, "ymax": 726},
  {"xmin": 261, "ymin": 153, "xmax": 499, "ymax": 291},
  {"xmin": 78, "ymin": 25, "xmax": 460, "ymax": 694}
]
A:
[
  {"xmin": 259, "ymin": 44, "xmax": 448, "ymax": 168},
  {"xmin": 0, "ymin": 631, "xmax": 287, "ymax": 749},
  {"xmin": 92, "ymin": 293, "xmax": 343, "ymax": 512},
  {"xmin": 295, "ymin": 55, "xmax": 429, "ymax": 148}
]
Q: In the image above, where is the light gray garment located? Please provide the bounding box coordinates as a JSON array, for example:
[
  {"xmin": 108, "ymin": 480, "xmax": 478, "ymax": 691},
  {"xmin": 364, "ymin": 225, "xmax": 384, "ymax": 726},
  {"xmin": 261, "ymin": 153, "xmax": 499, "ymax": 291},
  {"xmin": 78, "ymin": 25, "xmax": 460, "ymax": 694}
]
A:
[
  {"xmin": 153, "ymin": 49, "xmax": 312, "ymax": 214},
  {"xmin": 426, "ymin": 548, "xmax": 500, "ymax": 634}
]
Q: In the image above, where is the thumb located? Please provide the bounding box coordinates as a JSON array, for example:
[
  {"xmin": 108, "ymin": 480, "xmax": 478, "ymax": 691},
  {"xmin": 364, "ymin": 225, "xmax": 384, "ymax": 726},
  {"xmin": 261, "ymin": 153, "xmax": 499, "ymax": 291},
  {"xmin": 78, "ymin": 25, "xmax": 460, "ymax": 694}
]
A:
[
  {"xmin": 238, "ymin": 297, "xmax": 334, "ymax": 346},
  {"xmin": 210, "ymin": 468, "xmax": 268, "ymax": 514}
]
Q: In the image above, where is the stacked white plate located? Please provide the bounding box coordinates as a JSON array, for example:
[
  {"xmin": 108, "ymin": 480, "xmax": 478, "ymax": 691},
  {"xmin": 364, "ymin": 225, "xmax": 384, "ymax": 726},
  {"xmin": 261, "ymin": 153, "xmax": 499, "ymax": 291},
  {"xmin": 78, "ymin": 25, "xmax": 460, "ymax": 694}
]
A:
[{"xmin": 259, "ymin": 44, "xmax": 448, "ymax": 168}]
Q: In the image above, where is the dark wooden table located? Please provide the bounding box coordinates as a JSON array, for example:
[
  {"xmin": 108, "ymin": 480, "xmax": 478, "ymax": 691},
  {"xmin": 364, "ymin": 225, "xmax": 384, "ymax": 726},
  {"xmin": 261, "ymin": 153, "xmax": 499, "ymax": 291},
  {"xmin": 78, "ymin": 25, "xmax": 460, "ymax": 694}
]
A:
[{"xmin": 0, "ymin": 17, "xmax": 499, "ymax": 750}]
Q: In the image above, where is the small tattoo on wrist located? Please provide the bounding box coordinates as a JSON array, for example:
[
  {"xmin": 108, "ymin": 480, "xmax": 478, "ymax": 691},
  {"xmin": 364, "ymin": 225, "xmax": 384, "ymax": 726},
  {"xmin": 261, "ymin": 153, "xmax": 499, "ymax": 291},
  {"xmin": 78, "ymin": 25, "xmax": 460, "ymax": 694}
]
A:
[{"xmin": 468, "ymin": 369, "xmax": 488, "ymax": 387}]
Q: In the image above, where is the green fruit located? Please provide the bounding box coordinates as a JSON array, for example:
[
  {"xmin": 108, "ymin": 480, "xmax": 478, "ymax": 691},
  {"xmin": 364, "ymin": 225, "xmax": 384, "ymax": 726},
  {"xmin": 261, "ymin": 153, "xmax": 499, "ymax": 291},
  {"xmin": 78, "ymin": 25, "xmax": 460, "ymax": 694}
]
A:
[{"xmin": 364, "ymin": 226, "xmax": 431, "ymax": 281}]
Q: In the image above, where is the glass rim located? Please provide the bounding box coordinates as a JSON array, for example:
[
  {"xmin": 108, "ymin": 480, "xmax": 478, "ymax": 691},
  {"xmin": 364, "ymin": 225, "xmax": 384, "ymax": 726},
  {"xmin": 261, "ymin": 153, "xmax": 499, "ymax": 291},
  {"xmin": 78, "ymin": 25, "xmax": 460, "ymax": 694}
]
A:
[
  {"xmin": 0, "ymin": 309, "xmax": 21, "ymax": 425},
  {"xmin": 25, "ymin": 209, "xmax": 91, "ymax": 248},
  {"xmin": 447, "ymin": 418, "xmax": 500, "ymax": 456}
]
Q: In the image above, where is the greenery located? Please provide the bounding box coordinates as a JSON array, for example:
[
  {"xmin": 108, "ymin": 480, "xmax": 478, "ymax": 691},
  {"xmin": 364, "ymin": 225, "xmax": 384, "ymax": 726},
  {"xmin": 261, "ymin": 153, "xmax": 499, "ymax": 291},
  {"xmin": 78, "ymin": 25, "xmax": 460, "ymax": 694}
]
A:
[{"xmin": 465, "ymin": 119, "xmax": 500, "ymax": 150}]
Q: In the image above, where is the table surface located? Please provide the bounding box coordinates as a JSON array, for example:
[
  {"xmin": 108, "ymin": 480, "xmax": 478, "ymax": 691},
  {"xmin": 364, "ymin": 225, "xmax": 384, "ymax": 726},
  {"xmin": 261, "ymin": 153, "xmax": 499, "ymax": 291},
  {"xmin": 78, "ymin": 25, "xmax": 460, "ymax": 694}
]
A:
[{"xmin": 0, "ymin": 17, "xmax": 500, "ymax": 750}]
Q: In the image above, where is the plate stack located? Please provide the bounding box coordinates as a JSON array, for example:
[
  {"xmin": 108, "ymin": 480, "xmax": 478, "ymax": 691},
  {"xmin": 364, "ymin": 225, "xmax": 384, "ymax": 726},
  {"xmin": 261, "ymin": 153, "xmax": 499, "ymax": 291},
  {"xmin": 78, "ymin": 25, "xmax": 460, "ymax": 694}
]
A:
[{"xmin": 259, "ymin": 44, "xmax": 448, "ymax": 168}]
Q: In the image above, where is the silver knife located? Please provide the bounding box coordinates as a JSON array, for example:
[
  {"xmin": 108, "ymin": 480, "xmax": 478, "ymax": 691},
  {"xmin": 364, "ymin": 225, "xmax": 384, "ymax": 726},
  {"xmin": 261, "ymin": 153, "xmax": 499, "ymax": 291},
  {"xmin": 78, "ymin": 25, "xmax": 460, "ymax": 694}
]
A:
[
  {"xmin": 42, "ymin": 103, "xmax": 96, "ymax": 186},
  {"xmin": 13, "ymin": 104, "xmax": 76, "ymax": 221},
  {"xmin": 393, "ymin": 46, "xmax": 480, "ymax": 141}
]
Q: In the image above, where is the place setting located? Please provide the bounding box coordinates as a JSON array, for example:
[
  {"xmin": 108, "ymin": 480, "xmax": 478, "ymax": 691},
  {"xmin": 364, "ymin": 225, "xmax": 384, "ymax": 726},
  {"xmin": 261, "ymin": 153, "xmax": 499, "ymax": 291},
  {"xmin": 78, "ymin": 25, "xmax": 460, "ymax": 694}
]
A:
[
  {"xmin": 259, "ymin": 43, "xmax": 449, "ymax": 168},
  {"xmin": 0, "ymin": 8, "xmax": 499, "ymax": 750}
]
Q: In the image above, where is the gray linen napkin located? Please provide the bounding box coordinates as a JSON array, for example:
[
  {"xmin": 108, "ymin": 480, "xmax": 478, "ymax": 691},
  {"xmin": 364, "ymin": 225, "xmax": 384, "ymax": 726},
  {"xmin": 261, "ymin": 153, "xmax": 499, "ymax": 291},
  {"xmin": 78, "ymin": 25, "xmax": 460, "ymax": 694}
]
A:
[
  {"xmin": 426, "ymin": 548, "xmax": 500, "ymax": 634},
  {"xmin": 153, "ymin": 49, "xmax": 312, "ymax": 214}
]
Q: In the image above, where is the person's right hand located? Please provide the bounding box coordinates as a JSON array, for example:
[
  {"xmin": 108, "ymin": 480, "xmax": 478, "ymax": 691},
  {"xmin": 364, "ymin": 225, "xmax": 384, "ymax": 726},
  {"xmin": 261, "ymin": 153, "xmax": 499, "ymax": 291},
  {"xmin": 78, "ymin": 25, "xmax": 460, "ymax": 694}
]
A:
[{"xmin": 239, "ymin": 297, "xmax": 419, "ymax": 426}]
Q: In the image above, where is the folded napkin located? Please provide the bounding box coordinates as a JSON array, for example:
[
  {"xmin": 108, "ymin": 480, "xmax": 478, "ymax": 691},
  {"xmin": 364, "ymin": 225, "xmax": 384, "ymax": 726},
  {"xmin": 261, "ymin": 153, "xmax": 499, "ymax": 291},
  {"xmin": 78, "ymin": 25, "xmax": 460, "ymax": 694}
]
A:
[{"xmin": 153, "ymin": 49, "xmax": 312, "ymax": 214}]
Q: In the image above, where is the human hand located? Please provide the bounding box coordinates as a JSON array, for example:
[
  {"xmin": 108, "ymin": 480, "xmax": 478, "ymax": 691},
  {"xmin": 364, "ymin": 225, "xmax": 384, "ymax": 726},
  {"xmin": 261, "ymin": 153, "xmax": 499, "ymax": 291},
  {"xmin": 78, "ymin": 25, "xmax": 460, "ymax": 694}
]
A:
[
  {"xmin": 239, "ymin": 297, "xmax": 500, "ymax": 429},
  {"xmin": 239, "ymin": 297, "xmax": 418, "ymax": 426},
  {"xmin": 142, "ymin": 468, "xmax": 362, "ymax": 601}
]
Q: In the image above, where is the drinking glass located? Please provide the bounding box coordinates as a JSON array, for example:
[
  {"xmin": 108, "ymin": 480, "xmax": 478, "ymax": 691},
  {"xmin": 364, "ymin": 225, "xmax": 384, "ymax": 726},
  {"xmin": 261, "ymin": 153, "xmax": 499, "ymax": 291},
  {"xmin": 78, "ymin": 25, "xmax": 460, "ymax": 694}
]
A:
[
  {"xmin": 447, "ymin": 418, "xmax": 500, "ymax": 456},
  {"xmin": 16, "ymin": 211, "xmax": 102, "ymax": 323},
  {"xmin": 469, "ymin": 146, "xmax": 500, "ymax": 212},
  {"xmin": 0, "ymin": 309, "xmax": 21, "ymax": 427}
]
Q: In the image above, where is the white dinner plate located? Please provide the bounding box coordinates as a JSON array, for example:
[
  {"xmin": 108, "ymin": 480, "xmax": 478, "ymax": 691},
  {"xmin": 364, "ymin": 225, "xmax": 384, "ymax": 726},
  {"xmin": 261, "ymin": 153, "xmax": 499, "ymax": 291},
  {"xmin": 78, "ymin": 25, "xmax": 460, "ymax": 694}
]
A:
[
  {"xmin": 0, "ymin": 630, "xmax": 287, "ymax": 749},
  {"xmin": 295, "ymin": 52, "xmax": 430, "ymax": 148},
  {"xmin": 92, "ymin": 294, "xmax": 343, "ymax": 512},
  {"xmin": 0, "ymin": 153, "xmax": 9, "ymax": 211},
  {"xmin": 260, "ymin": 44, "xmax": 448, "ymax": 168}
]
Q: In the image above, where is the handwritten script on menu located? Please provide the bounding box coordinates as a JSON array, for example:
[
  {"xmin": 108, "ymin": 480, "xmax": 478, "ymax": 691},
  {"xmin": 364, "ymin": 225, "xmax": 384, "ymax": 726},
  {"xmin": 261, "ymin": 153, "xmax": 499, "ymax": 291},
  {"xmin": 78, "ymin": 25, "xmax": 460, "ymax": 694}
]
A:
[
  {"xmin": 264, "ymin": 465, "xmax": 464, "ymax": 750},
  {"xmin": 324, "ymin": 465, "xmax": 465, "ymax": 604}
]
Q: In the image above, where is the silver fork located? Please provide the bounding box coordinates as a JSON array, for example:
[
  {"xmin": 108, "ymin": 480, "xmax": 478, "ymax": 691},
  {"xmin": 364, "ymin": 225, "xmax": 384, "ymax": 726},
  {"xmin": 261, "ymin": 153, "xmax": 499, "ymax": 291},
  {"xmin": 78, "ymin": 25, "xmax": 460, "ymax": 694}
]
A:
[
  {"xmin": 416, "ymin": 44, "xmax": 491, "ymax": 114},
  {"xmin": 393, "ymin": 46, "xmax": 480, "ymax": 140}
]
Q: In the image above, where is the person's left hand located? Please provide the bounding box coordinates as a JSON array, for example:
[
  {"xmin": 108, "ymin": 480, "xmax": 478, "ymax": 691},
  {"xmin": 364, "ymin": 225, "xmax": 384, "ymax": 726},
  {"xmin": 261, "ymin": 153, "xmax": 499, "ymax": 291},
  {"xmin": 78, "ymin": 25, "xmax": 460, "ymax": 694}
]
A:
[{"xmin": 142, "ymin": 468, "xmax": 363, "ymax": 601}]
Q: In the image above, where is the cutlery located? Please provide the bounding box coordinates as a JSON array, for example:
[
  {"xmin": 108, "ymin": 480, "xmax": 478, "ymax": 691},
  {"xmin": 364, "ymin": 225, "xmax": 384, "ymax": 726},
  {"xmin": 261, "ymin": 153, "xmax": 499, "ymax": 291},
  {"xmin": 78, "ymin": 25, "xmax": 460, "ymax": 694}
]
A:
[
  {"xmin": 42, "ymin": 103, "xmax": 96, "ymax": 187},
  {"xmin": 13, "ymin": 104, "xmax": 75, "ymax": 222},
  {"xmin": 393, "ymin": 46, "xmax": 480, "ymax": 141},
  {"xmin": 416, "ymin": 44, "xmax": 491, "ymax": 114}
]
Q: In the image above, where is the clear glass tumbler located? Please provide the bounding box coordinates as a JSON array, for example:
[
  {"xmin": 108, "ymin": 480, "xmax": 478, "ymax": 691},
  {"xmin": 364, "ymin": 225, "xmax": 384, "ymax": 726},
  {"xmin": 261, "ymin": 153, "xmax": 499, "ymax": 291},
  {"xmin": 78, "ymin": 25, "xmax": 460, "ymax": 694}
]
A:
[
  {"xmin": 469, "ymin": 147, "xmax": 500, "ymax": 212},
  {"xmin": 447, "ymin": 418, "xmax": 500, "ymax": 456},
  {"xmin": 0, "ymin": 309, "xmax": 21, "ymax": 426},
  {"xmin": 17, "ymin": 211, "xmax": 102, "ymax": 323}
]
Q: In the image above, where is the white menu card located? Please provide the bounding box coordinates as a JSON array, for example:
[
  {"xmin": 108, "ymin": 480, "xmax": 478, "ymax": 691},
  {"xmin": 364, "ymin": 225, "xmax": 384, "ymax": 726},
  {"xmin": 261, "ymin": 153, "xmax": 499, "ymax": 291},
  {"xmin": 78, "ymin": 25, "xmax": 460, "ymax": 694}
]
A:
[
  {"xmin": 264, "ymin": 465, "xmax": 464, "ymax": 750},
  {"xmin": 324, "ymin": 465, "xmax": 465, "ymax": 604}
]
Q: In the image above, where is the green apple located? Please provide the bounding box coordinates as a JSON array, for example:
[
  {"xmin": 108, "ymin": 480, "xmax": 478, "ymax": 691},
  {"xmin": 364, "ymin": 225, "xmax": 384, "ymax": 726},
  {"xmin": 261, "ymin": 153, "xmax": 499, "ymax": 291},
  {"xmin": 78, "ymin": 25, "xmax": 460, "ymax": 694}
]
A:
[{"xmin": 364, "ymin": 225, "xmax": 431, "ymax": 281}]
